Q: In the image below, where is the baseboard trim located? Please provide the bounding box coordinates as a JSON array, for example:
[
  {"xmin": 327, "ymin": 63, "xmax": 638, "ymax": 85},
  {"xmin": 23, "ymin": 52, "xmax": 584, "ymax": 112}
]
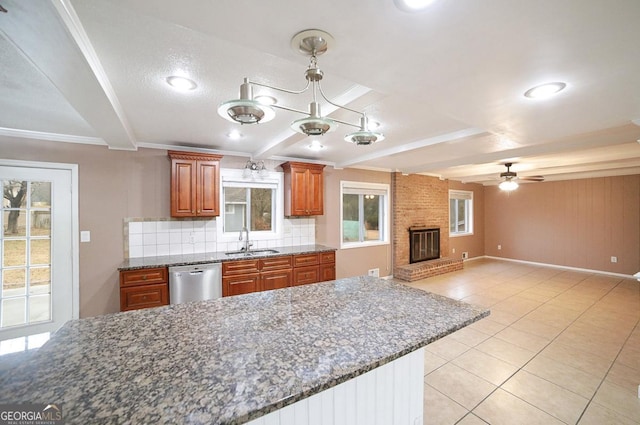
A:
[{"xmin": 482, "ymin": 256, "xmax": 636, "ymax": 279}]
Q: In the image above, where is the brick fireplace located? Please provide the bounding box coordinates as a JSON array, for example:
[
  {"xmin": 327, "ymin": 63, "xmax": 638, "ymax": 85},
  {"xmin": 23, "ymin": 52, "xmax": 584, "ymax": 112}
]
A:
[{"xmin": 392, "ymin": 173, "xmax": 462, "ymax": 281}]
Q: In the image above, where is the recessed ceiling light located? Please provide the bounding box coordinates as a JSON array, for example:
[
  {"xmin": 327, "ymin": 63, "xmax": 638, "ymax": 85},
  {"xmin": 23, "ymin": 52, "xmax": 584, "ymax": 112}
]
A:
[
  {"xmin": 227, "ymin": 130, "xmax": 243, "ymax": 140},
  {"xmin": 524, "ymin": 82, "xmax": 566, "ymax": 99},
  {"xmin": 166, "ymin": 76, "xmax": 197, "ymax": 91},
  {"xmin": 255, "ymin": 95, "xmax": 277, "ymax": 106},
  {"xmin": 307, "ymin": 140, "xmax": 325, "ymax": 151},
  {"xmin": 394, "ymin": 0, "xmax": 438, "ymax": 12}
]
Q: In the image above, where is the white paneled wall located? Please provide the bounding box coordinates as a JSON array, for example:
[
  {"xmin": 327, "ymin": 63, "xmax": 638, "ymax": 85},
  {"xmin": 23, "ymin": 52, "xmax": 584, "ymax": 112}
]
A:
[
  {"xmin": 247, "ymin": 348, "xmax": 424, "ymax": 425},
  {"xmin": 126, "ymin": 218, "xmax": 315, "ymax": 258}
]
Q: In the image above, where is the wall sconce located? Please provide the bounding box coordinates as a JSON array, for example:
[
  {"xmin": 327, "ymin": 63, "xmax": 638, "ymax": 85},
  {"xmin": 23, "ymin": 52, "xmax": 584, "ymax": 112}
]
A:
[{"xmin": 243, "ymin": 160, "xmax": 266, "ymax": 179}]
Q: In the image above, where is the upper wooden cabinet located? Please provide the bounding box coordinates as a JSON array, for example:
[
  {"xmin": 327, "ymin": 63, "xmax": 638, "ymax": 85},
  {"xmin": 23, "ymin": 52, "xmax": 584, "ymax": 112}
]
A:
[
  {"xmin": 281, "ymin": 161, "xmax": 325, "ymax": 216},
  {"xmin": 168, "ymin": 151, "xmax": 223, "ymax": 217}
]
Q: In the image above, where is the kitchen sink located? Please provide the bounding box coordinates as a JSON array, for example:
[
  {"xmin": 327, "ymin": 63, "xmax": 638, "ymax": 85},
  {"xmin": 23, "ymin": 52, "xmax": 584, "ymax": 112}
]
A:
[{"xmin": 225, "ymin": 249, "xmax": 279, "ymax": 257}]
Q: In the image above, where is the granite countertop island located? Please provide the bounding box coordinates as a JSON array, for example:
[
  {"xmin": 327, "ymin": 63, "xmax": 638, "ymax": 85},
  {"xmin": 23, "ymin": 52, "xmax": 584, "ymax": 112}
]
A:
[
  {"xmin": 0, "ymin": 276, "xmax": 488, "ymax": 424},
  {"xmin": 118, "ymin": 244, "xmax": 336, "ymax": 271}
]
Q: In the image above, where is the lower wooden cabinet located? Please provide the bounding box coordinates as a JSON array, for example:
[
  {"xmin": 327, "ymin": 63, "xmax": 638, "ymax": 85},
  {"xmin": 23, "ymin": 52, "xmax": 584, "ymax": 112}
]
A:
[
  {"xmin": 292, "ymin": 266, "xmax": 319, "ymax": 286},
  {"xmin": 223, "ymin": 274, "xmax": 260, "ymax": 296},
  {"xmin": 261, "ymin": 269, "xmax": 293, "ymax": 291},
  {"xmin": 120, "ymin": 267, "xmax": 169, "ymax": 311},
  {"xmin": 222, "ymin": 251, "xmax": 336, "ymax": 296},
  {"xmin": 120, "ymin": 284, "xmax": 169, "ymax": 311}
]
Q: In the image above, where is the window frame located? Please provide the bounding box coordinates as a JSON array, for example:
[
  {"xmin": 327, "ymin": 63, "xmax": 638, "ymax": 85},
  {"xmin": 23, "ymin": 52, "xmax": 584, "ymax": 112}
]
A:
[
  {"xmin": 216, "ymin": 168, "xmax": 284, "ymax": 243},
  {"xmin": 449, "ymin": 189, "xmax": 474, "ymax": 237},
  {"xmin": 340, "ymin": 181, "xmax": 390, "ymax": 249}
]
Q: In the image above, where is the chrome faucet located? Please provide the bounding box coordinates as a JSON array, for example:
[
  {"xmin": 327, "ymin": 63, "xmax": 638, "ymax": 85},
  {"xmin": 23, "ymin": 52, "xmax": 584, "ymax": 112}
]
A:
[{"xmin": 239, "ymin": 226, "xmax": 252, "ymax": 252}]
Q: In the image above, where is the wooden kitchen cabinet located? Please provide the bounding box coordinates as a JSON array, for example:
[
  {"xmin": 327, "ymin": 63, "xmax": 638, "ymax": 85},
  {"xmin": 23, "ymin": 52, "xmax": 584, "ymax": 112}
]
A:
[
  {"xmin": 221, "ymin": 250, "xmax": 336, "ymax": 295},
  {"xmin": 281, "ymin": 161, "xmax": 325, "ymax": 216},
  {"xmin": 222, "ymin": 259, "xmax": 261, "ymax": 296},
  {"xmin": 261, "ymin": 269, "xmax": 293, "ymax": 291},
  {"xmin": 168, "ymin": 151, "xmax": 223, "ymax": 218},
  {"xmin": 319, "ymin": 251, "xmax": 336, "ymax": 281},
  {"xmin": 120, "ymin": 267, "xmax": 169, "ymax": 311}
]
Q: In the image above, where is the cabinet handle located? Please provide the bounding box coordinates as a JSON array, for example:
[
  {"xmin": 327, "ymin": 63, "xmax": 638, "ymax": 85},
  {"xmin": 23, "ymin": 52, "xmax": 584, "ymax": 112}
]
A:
[{"xmin": 197, "ymin": 209, "xmax": 201, "ymax": 213}]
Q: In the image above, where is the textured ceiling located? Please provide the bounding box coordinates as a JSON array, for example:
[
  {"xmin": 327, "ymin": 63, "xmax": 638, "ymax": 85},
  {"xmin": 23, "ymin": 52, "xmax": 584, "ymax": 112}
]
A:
[{"xmin": 0, "ymin": 0, "xmax": 639, "ymax": 184}]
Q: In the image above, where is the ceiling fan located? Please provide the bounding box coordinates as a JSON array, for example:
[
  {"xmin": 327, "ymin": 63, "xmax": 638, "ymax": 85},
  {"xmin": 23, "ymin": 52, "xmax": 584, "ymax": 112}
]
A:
[{"xmin": 499, "ymin": 163, "xmax": 544, "ymax": 191}]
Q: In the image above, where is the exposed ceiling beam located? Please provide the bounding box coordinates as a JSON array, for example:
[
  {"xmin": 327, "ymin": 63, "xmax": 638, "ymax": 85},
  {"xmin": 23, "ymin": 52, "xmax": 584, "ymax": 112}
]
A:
[
  {"xmin": 336, "ymin": 127, "xmax": 488, "ymax": 169},
  {"xmin": 0, "ymin": 0, "xmax": 136, "ymax": 150}
]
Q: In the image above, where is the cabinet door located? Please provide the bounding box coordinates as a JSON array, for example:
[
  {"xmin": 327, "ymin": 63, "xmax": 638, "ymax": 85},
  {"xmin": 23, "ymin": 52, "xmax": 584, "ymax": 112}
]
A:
[
  {"xmin": 223, "ymin": 274, "xmax": 260, "ymax": 296},
  {"xmin": 261, "ymin": 269, "xmax": 292, "ymax": 291},
  {"xmin": 197, "ymin": 160, "xmax": 220, "ymax": 216},
  {"xmin": 292, "ymin": 266, "xmax": 319, "ymax": 286},
  {"xmin": 170, "ymin": 159, "xmax": 196, "ymax": 217},
  {"xmin": 319, "ymin": 264, "xmax": 336, "ymax": 282},
  {"xmin": 306, "ymin": 167, "xmax": 324, "ymax": 215},
  {"xmin": 290, "ymin": 167, "xmax": 310, "ymax": 216},
  {"xmin": 120, "ymin": 283, "xmax": 169, "ymax": 311}
]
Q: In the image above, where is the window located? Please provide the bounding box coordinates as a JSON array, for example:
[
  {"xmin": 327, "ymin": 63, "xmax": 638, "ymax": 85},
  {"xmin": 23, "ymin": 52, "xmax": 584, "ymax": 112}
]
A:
[
  {"xmin": 217, "ymin": 169, "xmax": 283, "ymax": 242},
  {"xmin": 340, "ymin": 181, "xmax": 390, "ymax": 248},
  {"xmin": 449, "ymin": 190, "xmax": 473, "ymax": 236}
]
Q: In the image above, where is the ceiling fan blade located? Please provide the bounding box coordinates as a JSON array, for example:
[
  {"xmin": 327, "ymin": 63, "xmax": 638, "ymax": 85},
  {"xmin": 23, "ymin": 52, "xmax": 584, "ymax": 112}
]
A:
[{"xmin": 518, "ymin": 176, "xmax": 545, "ymax": 182}]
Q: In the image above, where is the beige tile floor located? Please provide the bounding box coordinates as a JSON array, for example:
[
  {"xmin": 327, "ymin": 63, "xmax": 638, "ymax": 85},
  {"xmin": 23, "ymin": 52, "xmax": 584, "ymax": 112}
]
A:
[{"xmin": 403, "ymin": 258, "xmax": 640, "ymax": 425}]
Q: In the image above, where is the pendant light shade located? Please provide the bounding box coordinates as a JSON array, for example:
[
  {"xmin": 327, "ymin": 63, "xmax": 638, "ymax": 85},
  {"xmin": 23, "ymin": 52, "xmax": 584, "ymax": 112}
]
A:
[
  {"xmin": 217, "ymin": 79, "xmax": 275, "ymax": 124},
  {"xmin": 217, "ymin": 29, "xmax": 383, "ymax": 144}
]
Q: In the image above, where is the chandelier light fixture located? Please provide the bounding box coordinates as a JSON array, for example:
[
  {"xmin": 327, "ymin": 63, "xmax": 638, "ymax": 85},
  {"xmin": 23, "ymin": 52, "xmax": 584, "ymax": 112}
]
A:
[{"xmin": 217, "ymin": 29, "xmax": 385, "ymax": 146}]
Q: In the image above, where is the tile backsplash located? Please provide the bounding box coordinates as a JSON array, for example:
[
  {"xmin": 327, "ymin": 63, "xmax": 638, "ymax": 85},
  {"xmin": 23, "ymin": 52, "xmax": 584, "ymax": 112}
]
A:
[{"xmin": 124, "ymin": 218, "xmax": 315, "ymax": 259}]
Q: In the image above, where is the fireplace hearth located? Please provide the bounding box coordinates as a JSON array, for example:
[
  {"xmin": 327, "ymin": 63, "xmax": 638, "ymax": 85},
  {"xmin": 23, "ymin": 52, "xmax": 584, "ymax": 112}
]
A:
[{"xmin": 409, "ymin": 227, "xmax": 440, "ymax": 264}]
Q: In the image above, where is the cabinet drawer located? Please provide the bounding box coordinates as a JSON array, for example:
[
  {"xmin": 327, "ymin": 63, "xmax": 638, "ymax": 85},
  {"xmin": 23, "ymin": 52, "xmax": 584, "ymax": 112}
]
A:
[
  {"xmin": 120, "ymin": 283, "xmax": 169, "ymax": 311},
  {"xmin": 120, "ymin": 267, "xmax": 167, "ymax": 287},
  {"xmin": 260, "ymin": 255, "xmax": 293, "ymax": 271},
  {"xmin": 292, "ymin": 266, "xmax": 319, "ymax": 286},
  {"xmin": 293, "ymin": 253, "xmax": 319, "ymax": 267},
  {"xmin": 261, "ymin": 269, "xmax": 292, "ymax": 291},
  {"xmin": 222, "ymin": 259, "xmax": 260, "ymax": 276},
  {"xmin": 223, "ymin": 274, "xmax": 260, "ymax": 297},
  {"xmin": 319, "ymin": 251, "xmax": 335, "ymax": 264}
]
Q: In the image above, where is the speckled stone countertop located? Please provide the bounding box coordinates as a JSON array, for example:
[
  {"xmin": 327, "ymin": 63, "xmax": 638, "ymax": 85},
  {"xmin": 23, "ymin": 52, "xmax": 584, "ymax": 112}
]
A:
[
  {"xmin": 118, "ymin": 244, "xmax": 336, "ymax": 271},
  {"xmin": 0, "ymin": 276, "xmax": 489, "ymax": 424}
]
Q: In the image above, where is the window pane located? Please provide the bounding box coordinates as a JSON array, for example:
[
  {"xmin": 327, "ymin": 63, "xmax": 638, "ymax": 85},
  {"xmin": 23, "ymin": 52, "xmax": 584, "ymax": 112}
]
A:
[
  {"xmin": 30, "ymin": 182, "xmax": 51, "ymax": 208},
  {"xmin": 31, "ymin": 211, "xmax": 51, "ymax": 237},
  {"xmin": 457, "ymin": 200, "xmax": 466, "ymax": 232},
  {"xmin": 250, "ymin": 188, "xmax": 273, "ymax": 231},
  {"xmin": 363, "ymin": 195, "xmax": 380, "ymax": 242},
  {"xmin": 30, "ymin": 267, "xmax": 51, "ymax": 295},
  {"xmin": 3, "ymin": 210, "xmax": 27, "ymax": 237},
  {"xmin": 2, "ymin": 181, "xmax": 28, "ymax": 209},
  {"xmin": 342, "ymin": 194, "xmax": 359, "ymax": 242},
  {"xmin": 30, "ymin": 239, "xmax": 51, "ymax": 266},
  {"xmin": 3, "ymin": 240, "xmax": 26, "ymax": 267},
  {"xmin": 224, "ymin": 187, "xmax": 247, "ymax": 233},
  {"xmin": 3, "ymin": 268, "xmax": 26, "ymax": 297},
  {"xmin": 1, "ymin": 297, "xmax": 26, "ymax": 328},
  {"xmin": 29, "ymin": 294, "xmax": 51, "ymax": 323},
  {"xmin": 449, "ymin": 200, "xmax": 456, "ymax": 232}
]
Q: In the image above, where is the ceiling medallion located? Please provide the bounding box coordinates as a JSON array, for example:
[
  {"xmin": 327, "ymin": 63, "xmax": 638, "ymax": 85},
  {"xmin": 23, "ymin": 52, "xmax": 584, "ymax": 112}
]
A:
[{"xmin": 217, "ymin": 29, "xmax": 384, "ymax": 145}]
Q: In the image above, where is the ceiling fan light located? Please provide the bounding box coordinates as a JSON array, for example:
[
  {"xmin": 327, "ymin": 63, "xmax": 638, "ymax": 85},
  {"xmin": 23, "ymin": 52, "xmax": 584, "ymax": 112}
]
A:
[{"xmin": 499, "ymin": 180, "xmax": 519, "ymax": 191}]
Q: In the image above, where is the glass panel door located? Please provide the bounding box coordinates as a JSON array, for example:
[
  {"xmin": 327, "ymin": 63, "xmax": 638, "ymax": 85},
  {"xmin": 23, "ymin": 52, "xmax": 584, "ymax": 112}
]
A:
[
  {"xmin": 2, "ymin": 180, "xmax": 52, "ymax": 328},
  {"xmin": 0, "ymin": 165, "xmax": 74, "ymax": 344}
]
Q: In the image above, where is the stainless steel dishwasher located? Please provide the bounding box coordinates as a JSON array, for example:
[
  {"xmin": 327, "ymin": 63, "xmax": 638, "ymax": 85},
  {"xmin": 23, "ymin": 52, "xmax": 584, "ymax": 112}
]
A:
[{"xmin": 168, "ymin": 263, "xmax": 222, "ymax": 304}]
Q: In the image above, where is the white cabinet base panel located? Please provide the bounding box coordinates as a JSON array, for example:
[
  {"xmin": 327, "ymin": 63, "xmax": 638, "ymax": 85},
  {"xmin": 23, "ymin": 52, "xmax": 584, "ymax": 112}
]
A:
[{"xmin": 247, "ymin": 347, "xmax": 424, "ymax": 425}]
